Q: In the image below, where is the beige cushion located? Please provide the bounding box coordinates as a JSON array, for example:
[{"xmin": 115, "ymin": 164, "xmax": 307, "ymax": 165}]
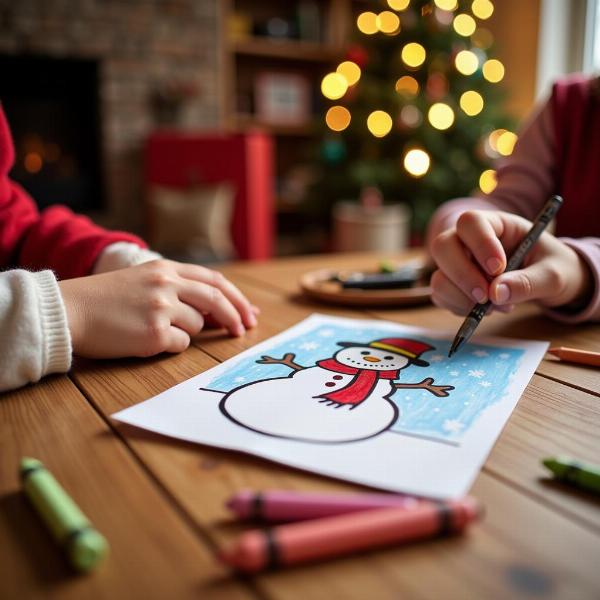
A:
[{"xmin": 147, "ymin": 183, "xmax": 236, "ymax": 260}]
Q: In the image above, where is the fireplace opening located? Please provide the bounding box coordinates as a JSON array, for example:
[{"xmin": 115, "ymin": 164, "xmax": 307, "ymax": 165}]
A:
[{"xmin": 0, "ymin": 54, "xmax": 103, "ymax": 212}]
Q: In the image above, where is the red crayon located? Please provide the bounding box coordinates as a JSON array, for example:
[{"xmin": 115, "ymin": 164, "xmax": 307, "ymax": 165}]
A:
[
  {"xmin": 226, "ymin": 489, "xmax": 420, "ymax": 522},
  {"xmin": 219, "ymin": 497, "xmax": 482, "ymax": 573}
]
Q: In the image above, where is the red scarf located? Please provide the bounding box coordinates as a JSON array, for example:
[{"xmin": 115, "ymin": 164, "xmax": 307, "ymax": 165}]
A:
[{"xmin": 315, "ymin": 359, "xmax": 399, "ymax": 406}]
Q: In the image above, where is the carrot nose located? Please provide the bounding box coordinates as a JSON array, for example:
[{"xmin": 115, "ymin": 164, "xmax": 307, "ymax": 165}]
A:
[{"xmin": 364, "ymin": 356, "xmax": 381, "ymax": 363}]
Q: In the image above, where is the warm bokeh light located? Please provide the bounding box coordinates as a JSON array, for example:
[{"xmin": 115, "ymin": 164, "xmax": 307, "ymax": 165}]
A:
[
  {"xmin": 471, "ymin": 28, "xmax": 494, "ymax": 49},
  {"xmin": 472, "ymin": 0, "xmax": 494, "ymax": 20},
  {"xmin": 377, "ymin": 11, "xmax": 401, "ymax": 34},
  {"xmin": 428, "ymin": 102, "xmax": 455, "ymax": 130},
  {"xmin": 367, "ymin": 110, "xmax": 393, "ymax": 137},
  {"xmin": 433, "ymin": 0, "xmax": 458, "ymax": 10},
  {"xmin": 488, "ymin": 128, "xmax": 507, "ymax": 152},
  {"xmin": 337, "ymin": 61, "xmax": 361, "ymax": 86},
  {"xmin": 400, "ymin": 105, "xmax": 422, "ymax": 127},
  {"xmin": 395, "ymin": 75, "xmax": 419, "ymax": 96},
  {"xmin": 325, "ymin": 106, "xmax": 351, "ymax": 131},
  {"xmin": 401, "ymin": 42, "xmax": 426, "ymax": 68},
  {"xmin": 453, "ymin": 14, "xmax": 476, "ymax": 36},
  {"xmin": 387, "ymin": 0, "xmax": 410, "ymax": 10},
  {"xmin": 404, "ymin": 148, "xmax": 431, "ymax": 176},
  {"xmin": 479, "ymin": 169, "xmax": 497, "ymax": 193},
  {"xmin": 357, "ymin": 11, "xmax": 378, "ymax": 35},
  {"xmin": 455, "ymin": 50, "xmax": 479, "ymax": 75},
  {"xmin": 45, "ymin": 143, "xmax": 61, "ymax": 162},
  {"xmin": 482, "ymin": 59, "xmax": 505, "ymax": 83},
  {"xmin": 460, "ymin": 90, "xmax": 484, "ymax": 115},
  {"xmin": 497, "ymin": 131, "xmax": 518, "ymax": 155},
  {"xmin": 321, "ymin": 72, "xmax": 348, "ymax": 100},
  {"xmin": 24, "ymin": 152, "xmax": 43, "ymax": 174}
]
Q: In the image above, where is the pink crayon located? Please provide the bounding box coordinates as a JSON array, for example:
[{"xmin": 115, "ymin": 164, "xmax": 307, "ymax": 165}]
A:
[{"xmin": 226, "ymin": 489, "xmax": 421, "ymax": 522}]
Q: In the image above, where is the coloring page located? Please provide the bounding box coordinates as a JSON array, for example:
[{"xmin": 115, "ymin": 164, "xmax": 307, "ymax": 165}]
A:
[{"xmin": 112, "ymin": 314, "xmax": 548, "ymax": 498}]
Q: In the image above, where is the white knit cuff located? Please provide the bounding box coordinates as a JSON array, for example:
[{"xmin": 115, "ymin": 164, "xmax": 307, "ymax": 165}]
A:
[
  {"xmin": 31, "ymin": 270, "xmax": 72, "ymax": 375},
  {"xmin": 93, "ymin": 242, "xmax": 162, "ymax": 274}
]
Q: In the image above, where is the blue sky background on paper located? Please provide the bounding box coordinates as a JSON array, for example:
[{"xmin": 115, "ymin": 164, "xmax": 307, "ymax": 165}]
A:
[{"xmin": 206, "ymin": 322, "xmax": 524, "ymax": 442}]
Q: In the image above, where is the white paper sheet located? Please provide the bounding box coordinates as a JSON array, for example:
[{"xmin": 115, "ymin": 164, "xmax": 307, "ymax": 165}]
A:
[{"xmin": 112, "ymin": 314, "xmax": 548, "ymax": 498}]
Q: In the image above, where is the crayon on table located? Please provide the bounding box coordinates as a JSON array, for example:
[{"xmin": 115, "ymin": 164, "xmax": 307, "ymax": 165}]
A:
[
  {"xmin": 219, "ymin": 497, "xmax": 481, "ymax": 573},
  {"xmin": 226, "ymin": 489, "xmax": 420, "ymax": 522},
  {"xmin": 543, "ymin": 457, "xmax": 600, "ymax": 495},
  {"xmin": 547, "ymin": 347, "xmax": 600, "ymax": 368},
  {"xmin": 20, "ymin": 457, "xmax": 109, "ymax": 572}
]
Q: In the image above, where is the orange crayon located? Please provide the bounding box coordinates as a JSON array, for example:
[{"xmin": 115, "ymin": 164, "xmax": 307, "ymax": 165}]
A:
[
  {"xmin": 219, "ymin": 497, "xmax": 481, "ymax": 572},
  {"xmin": 547, "ymin": 346, "xmax": 600, "ymax": 368}
]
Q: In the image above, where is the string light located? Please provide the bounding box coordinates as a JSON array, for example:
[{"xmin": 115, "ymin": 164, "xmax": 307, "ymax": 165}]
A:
[
  {"xmin": 453, "ymin": 14, "xmax": 476, "ymax": 36},
  {"xmin": 400, "ymin": 105, "xmax": 422, "ymax": 127},
  {"xmin": 460, "ymin": 90, "xmax": 484, "ymax": 115},
  {"xmin": 497, "ymin": 131, "xmax": 517, "ymax": 155},
  {"xmin": 401, "ymin": 43, "xmax": 426, "ymax": 68},
  {"xmin": 482, "ymin": 59, "xmax": 504, "ymax": 83},
  {"xmin": 471, "ymin": 28, "xmax": 494, "ymax": 49},
  {"xmin": 387, "ymin": 0, "xmax": 410, "ymax": 10},
  {"xmin": 479, "ymin": 169, "xmax": 497, "ymax": 193},
  {"xmin": 395, "ymin": 75, "xmax": 419, "ymax": 96},
  {"xmin": 428, "ymin": 103, "xmax": 455, "ymax": 130},
  {"xmin": 367, "ymin": 110, "xmax": 393, "ymax": 137},
  {"xmin": 24, "ymin": 152, "xmax": 43, "ymax": 174},
  {"xmin": 455, "ymin": 50, "xmax": 479, "ymax": 75},
  {"xmin": 488, "ymin": 128, "xmax": 507, "ymax": 152},
  {"xmin": 321, "ymin": 73, "xmax": 348, "ymax": 100},
  {"xmin": 325, "ymin": 106, "xmax": 351, "ymax": 131},
  {"xmin": 357, "ymin": 12, "xmax": 378, "ymax": 35},
  {"xmin": 472, "ymin": 0, "xmax": 494, "ymax": 20},
  {"xmin": 377, "ymin": 11, "xmax": 401, "ymax": 34},
  {"xmin": 433, "ymin": 0, "xmax": 457, "ymax": 10},
  {"xmin": 337, "ymin": 61, "xmax": 361, "ymax": 86},
  {"xmin": 404, "ymin": 148, "xmax": 431, "ymax": 176}
]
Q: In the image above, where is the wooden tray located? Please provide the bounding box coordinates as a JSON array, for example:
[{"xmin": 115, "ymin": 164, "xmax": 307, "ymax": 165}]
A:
[{"xmin": 299, "ymin": 268, "xmax": 432, "ymax": 307}]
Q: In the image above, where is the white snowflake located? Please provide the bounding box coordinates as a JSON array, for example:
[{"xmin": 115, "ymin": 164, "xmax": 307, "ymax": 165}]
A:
[
  {"xmin": 468, "ymin": 369, "xmax": 485, "ymax": 378},
  {"xmin": 449, "ymin": 370, "xmax": 459, "ymax": 377},
  {"xmin": 430, "ymin": 354, "xmax": 445, "ymax": 362},
  {"xmin": 299, "ymin": 342, "xmax": 319, "ymax": 351},
  {"xmin": 318, "ymin": 329, "xmax": 334, "ymax": 337},
  {"xmin": 472, "ymin": 349, "xmax": 489, "ymax": 357},
  {"xmin": 464, "ymin": 401, "xmax": 470, "ymax": 406},
  {"xmin": 434, "ymin": 407, "xmax": 440, "ymax": 412},
  {"xmin": 234, "ymin": 376, "xmax": 246, "ymax": 383},
  {"xmin": 479, "ymin": 381, "xmax": 492, "ymax": 388},
  {"xmin": 498, "ymin": 353, "xmax": 510, "ymax": 359},
  {"xmin": 443, "ymin": 419, "xmax": 465, "ymax": 433}
]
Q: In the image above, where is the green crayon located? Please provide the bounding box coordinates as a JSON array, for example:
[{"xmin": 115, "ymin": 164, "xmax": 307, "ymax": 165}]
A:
[
  {"xmin": 542, "ymin": 456, "xmax": 600, "ymax": 495},
  {"xmin": 20, "ymin": 457, "xmax": 109, "ymax": 572}
]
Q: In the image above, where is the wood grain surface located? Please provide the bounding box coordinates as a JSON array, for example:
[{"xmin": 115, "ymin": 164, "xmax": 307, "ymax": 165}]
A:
[{"xmin": 2, "ymin": 251, "xmax": 599, "ymax": 598}]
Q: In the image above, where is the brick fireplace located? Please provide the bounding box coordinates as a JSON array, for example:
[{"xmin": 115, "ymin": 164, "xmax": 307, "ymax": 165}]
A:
[{"xmin": 0, "ymin": 0, "xmax": 222, "ymax": 231}]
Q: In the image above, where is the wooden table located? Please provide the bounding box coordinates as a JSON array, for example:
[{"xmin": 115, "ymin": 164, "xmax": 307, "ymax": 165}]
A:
[{"xmin": 2, "ymin": 252, "xmax": 599, "ymax": 599}]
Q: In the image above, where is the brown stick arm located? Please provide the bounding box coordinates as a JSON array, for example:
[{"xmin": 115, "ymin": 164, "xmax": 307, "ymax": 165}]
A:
[
  {"xmin": 393, "ymin": 377, "xmax": 454, "ymax": 398},
  {"xmin": 256, "ymin": 353, "xmax": 305, "ymax": 372}
]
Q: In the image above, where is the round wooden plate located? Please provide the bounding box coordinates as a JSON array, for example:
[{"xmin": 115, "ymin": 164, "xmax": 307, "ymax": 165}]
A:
[{"xmin": 299, "ymin": 268, "xmax": 432, "ymax": 307}]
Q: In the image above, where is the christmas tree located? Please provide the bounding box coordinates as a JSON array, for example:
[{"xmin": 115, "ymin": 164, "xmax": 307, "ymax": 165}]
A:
[{"xmin": 313, "ymin": 0, "xmax": 517, "ymax": 236}]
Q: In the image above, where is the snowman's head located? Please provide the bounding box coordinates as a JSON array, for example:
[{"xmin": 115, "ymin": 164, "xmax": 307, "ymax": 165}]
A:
[
  {"xmin": 334, "ymin": 338, "xmax": 433, "ymax": 370},
  {"xmin": 334, "ymin": 346, "xmax": 410, "ymax": 371}
]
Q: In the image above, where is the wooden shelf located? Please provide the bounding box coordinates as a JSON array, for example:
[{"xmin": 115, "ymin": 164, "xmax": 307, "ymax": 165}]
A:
[
  {"xmin": 231, "ymin": 37, "xmax": 342, "ymax": 62},
  {"xmin": 234, "ymin": 113, "xmax": 316, "ymax": 136}
]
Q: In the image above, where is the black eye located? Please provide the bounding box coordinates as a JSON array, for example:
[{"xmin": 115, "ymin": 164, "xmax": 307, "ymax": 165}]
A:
[
  {"xmin": 384, "ymin": 355, "xmax": 394, "ymax": 360},
  {"xmin": 361, "ymin": 351, "xmax": 369, "ymax": 355}
]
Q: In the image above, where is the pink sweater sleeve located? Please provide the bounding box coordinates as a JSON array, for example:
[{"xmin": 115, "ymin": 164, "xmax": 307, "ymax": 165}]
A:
[{"xmin": 426, "ymin": 98, "xmax": 600, "ymax": 323}]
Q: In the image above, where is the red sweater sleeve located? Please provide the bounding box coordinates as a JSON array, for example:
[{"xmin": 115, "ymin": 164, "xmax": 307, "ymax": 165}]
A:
[{"xmin": 0, "ymin": 105, "xmax": 147, "ymax": 280}]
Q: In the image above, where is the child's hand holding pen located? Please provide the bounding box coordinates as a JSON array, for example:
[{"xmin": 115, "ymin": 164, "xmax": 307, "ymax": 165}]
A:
[{"xmin": 428, "ymin": 209, "xmax": 593, "ymax": 316}]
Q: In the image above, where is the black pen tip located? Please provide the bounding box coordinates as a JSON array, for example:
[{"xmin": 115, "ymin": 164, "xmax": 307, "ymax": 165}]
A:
[{"xmin": 448, "ymin": 337, "xmax": 465, "ymax": 358}]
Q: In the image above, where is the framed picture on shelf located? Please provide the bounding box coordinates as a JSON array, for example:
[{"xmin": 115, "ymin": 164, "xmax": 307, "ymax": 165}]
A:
[{"xmin": 254, "ymin": 72, "xmax": 311, "ymax": 126}]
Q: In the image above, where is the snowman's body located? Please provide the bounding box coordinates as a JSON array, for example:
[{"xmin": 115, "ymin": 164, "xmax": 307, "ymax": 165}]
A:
[{"xmin": 220, "ymin": 346, "xmax": 410, "ymax": 443}]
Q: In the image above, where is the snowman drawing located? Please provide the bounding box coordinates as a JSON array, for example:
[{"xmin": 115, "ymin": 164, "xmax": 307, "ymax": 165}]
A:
[{"xmin": 218, "ymin": 338, "xmax": 454, "ymax": 443}]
